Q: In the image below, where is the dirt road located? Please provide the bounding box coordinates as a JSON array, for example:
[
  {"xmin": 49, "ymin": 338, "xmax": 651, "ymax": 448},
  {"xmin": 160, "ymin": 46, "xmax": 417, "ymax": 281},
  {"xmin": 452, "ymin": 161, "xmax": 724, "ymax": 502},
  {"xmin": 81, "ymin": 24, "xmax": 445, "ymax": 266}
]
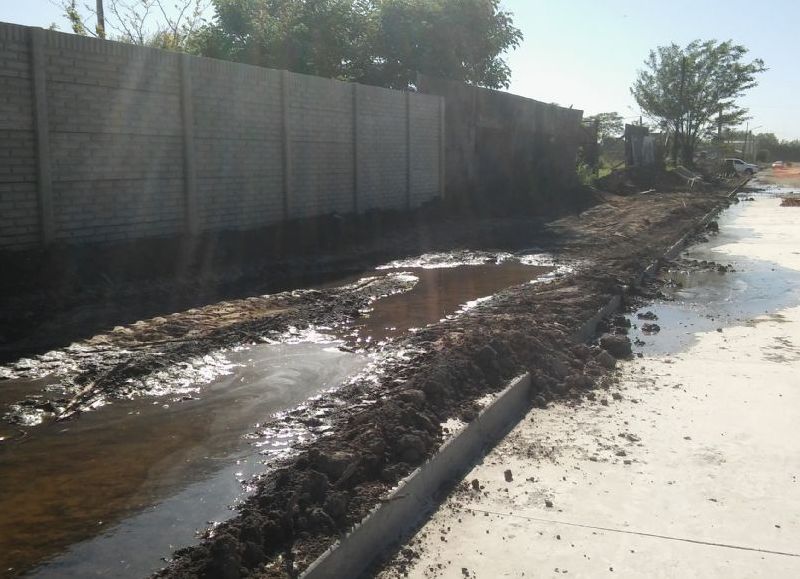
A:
[
  {"xmin": 377, "ymin": 185, "xmax": 800, "ymax": 579},
  {"xmin": 757, "ymin": 165, "xmax": 800, "ymax": 188}
]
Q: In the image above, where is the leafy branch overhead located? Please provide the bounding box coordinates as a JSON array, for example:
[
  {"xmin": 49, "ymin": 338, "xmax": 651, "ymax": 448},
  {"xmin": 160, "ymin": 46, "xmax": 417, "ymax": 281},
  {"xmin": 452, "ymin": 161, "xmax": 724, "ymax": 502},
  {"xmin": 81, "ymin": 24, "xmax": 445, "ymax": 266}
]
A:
[
  {"xmin": 202, "ymin": 0, "xmax": 522, "ymax": 89},
  {"xmin": 631, "ymin": 40, "xmax": 766, "ymax": 165}
]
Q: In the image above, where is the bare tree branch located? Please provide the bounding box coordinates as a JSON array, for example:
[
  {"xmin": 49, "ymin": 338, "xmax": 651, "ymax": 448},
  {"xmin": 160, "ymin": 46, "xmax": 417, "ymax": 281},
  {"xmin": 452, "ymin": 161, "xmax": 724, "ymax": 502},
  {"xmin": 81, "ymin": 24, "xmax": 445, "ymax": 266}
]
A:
[{"xmin": 55, "ymin": 0, "xmax": 210, "ymax": 50}]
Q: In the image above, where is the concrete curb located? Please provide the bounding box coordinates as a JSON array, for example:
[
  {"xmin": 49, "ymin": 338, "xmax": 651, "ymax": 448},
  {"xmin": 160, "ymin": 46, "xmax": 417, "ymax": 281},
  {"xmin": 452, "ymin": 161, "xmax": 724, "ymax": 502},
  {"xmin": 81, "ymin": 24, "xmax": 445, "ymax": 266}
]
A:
[
  {"xmin": 301, "ymin": 184, "xmax": 742, "ymax": 579},
  {"xmin": 301, "ymin": 374, "xmax": 533, "ymax": 579}
]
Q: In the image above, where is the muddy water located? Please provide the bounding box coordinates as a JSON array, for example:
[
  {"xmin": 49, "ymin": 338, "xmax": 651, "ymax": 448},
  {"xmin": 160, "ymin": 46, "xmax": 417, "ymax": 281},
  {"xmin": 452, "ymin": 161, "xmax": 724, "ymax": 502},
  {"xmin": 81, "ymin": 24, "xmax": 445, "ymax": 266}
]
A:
[
  {"xmin": 346, "ymin": 261, "xmax": 553, "ymax": 346},
  {"xmin": 0, "ymin": 254, "xmax": 554, "ymax": 577},
  {"xmin": 1, "ymin": 343, "xmax": 367, "ymax": 577}
]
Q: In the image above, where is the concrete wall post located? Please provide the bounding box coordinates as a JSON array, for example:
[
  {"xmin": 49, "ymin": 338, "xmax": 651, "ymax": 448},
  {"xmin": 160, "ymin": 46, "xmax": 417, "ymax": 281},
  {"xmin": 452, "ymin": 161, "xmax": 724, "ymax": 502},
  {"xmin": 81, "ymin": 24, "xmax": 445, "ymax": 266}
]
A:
[
  {"xmin": 179, "ymin": 53, "xmax": 198, "ymax": 236},
  {"xmin": 29, "ymin": 28, "xmax": 54, "ymax": 245},
  {"xmin": 439, "ymin": 97, "xmax": 446, "ymax": 200},
  {"xmin": 281, "ymin": 69, "xmax": 292, "ymax": 220},
  {"xmin": 352, "ymin": 83, "xmax": 361, "ymax": 214},
  {"xmin": 405, "ymin": 92, "xmax": 412, "ymax": 210}
]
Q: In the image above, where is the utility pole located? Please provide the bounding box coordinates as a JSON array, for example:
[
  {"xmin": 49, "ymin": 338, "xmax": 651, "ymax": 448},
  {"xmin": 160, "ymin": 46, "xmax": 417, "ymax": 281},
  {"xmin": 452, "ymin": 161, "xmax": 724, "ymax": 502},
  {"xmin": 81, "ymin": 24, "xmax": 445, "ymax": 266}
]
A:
[
  {"xmin": 742, "ymin": 121, "xmax": 749, "ymax": 161},
  {"xmin": 96, "ymin": 0, "xmax": 105, "ymax": 38},
  {"xmin": 675, "ymin": 56, "xmax": 687, "ymax": 165}
]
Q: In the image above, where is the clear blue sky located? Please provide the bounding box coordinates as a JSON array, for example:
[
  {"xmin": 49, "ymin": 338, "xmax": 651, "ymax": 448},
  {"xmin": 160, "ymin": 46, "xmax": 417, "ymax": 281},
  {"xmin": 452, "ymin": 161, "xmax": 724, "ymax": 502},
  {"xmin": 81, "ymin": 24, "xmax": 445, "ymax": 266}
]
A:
[{"xmin": 3, "ymin": 0, "xmax": 799, "ymax": 139}]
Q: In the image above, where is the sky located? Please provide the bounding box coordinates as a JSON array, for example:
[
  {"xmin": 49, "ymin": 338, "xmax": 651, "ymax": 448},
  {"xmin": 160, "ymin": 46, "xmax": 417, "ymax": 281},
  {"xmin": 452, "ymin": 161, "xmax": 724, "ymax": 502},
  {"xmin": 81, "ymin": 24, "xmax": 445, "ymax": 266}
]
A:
[{"xmin": 3, "ymin": 0, "xmax": 799, "ymax": 139}]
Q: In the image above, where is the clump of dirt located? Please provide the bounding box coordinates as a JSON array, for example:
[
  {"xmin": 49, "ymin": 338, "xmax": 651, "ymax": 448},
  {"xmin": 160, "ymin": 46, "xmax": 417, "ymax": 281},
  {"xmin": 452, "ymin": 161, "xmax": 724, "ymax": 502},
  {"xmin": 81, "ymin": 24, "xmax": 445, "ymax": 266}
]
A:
[{"xmin": 780, "ymin": 197, "xmax": 800, "ymax": 207}]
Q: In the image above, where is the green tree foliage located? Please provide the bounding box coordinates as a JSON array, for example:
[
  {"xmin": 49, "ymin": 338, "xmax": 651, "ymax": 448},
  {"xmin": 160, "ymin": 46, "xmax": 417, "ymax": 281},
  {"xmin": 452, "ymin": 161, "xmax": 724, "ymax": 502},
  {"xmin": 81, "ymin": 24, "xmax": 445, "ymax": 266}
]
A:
[
  {"xmin": 584, "ymin": 112, "xmax": 624, "ymax": 142},
  {"xmin": 198, "ymin": 0, "xmax": 371, "ymax": 78},
  {"xmin": 631, "ymin": 40, "xmax": 766, "ymax": 165},
  {"xmin": 197, "ymin": 0, "xmax": 522, "ymax": 89},
  {"xmin": 750, "ymin": 132, "xmax": 800, "ymax": 162}
]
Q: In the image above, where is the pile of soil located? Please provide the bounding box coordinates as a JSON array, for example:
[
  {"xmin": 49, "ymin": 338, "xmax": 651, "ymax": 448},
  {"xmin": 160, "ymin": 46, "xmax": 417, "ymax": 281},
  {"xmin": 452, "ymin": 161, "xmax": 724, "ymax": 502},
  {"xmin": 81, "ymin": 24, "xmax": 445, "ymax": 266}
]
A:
[{"xmin": 595, "ymin": 166, "xmax": 694, "ymax": 196}]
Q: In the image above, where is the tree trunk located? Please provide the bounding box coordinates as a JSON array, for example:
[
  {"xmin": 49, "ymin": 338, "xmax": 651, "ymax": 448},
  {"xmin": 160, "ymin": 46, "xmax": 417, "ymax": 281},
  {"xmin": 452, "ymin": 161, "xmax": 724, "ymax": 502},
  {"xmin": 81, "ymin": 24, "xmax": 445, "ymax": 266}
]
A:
[{"xmin": 671, "ymin": 128, "xmax": 680, "ymax": 165}]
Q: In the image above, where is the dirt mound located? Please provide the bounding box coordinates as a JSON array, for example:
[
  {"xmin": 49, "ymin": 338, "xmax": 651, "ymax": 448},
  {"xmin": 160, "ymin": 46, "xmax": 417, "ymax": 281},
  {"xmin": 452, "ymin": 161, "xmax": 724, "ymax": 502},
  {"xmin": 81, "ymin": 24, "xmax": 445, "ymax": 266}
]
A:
[{"xmin": 596, "ymin": 166, "xmax": 690, "ymax": 195}]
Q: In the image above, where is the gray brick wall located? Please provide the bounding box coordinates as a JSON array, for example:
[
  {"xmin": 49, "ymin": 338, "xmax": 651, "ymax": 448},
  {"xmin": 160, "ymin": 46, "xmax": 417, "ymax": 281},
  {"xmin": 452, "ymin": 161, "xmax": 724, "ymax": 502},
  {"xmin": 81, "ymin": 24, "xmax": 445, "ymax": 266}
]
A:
[
  {"xmin": 0, "ymin": 22, "xmax": 444, "ymax": 251},
  {"xmin": 191, "ymin": 58, "xmax": 285, "ymax": 230},
  {"xmin": 288, "ymin": 73, "xmax": 356, "ymax": 219},
  {"xmin": 409, "ymin": 94, "xmax": 442, "ymax": 207},
  {"xmin": 357, "ymin": 85, "xmax": 407, "ymax": 211},
  {"xmin": 42, "ymin": 30, "xmax": 185, "ymax": 243},
  {"xmin": 0, "ymin": 24, "xmax": 38, "ymax": 249}
]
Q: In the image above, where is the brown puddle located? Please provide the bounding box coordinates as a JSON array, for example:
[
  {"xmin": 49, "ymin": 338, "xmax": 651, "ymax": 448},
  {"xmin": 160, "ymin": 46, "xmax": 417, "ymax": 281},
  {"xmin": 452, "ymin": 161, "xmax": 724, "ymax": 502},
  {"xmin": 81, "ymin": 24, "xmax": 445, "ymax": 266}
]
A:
[
  {"xmin": 0, "ymin": 254, "xmax": 556, "ymax": 577},
  {"xmin": 340, "ymin": 259, "xmax": 555, "ymax": 347}
]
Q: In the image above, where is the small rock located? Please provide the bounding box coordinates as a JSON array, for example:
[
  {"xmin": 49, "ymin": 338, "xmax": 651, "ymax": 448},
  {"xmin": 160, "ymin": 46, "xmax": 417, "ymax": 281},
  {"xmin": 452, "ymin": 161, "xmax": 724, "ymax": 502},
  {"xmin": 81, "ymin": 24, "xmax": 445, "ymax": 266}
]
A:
[
  {"xmin": 599, "ymin": 334, "xmax": 632, "ymax": 359},
  {"xmin": 504, "ymin": 469, "xmax": 513, "ymax": 482},
  {"xmin": 471, "ymin": 479, "xmax": 481, "ymax": 491},
  {"xmin": 637, "ymin": 311, "xmax": 658, "ymax": 321},
  {"xmin": 611, "ymin": 392, "xmax": 623, "ymax": 401},
  {"xmin": 641, "ymin": 323, "xmax": 661, "ymax": 334},
  {"xmin": 545, "ymin": 499, "xmax": 554, "ymax": 508},
  {"xmin": 600, "ymin": 398, "xmax": 609, "ymax": 406},
  {"xmin": 595, "ymin": 350, "xmax": 617, "ymax": 369}
]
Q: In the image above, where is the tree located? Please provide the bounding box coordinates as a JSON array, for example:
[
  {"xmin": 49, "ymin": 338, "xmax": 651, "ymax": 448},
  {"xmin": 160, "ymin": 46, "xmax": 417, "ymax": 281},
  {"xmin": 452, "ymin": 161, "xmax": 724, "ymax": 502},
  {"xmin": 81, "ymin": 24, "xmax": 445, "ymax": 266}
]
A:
[
  {"xmin": 584, "ymin": 112, "xmax": 624, "ymax": 142},
  {"xmin": 57, "ymin": 0, "xmax": 210, "ymax": 51},
  {"xmin": 364, "ymin": 0, "xmax": 522, "ymax": 89},
  {"xmin": 198, "ymin": 0, "xmax": 371, "ymax": 78},
  {"xmin": 631, "ymin": 40, "xmax": 766, "ymax": 166},
  {"xmin": 198, "ymin": 0, "xmax": 522, "ymax": 89}
]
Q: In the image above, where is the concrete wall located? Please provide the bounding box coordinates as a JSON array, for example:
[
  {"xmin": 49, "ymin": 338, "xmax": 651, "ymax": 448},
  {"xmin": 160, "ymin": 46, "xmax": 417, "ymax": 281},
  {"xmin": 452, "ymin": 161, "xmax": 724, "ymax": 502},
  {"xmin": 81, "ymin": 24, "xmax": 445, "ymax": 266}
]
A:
[
  {"xmin": 0, "ymin": 23, "xmax": 444, "ymax": 251},
  {"xmin": 0, "ymin": 24, "xmax": 38, "ymax": 250},
  {"xmin": 417, "ymin": 74, "xmax": 583, "ymax": 207}
]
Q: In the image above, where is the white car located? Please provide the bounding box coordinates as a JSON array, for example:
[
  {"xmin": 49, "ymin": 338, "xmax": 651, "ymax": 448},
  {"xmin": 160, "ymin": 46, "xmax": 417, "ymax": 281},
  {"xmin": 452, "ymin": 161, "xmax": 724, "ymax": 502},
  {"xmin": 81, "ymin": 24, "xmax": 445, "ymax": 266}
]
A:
[{"xmin": 725, "ymin": 158, "xmax": 759, "ymax": 175}]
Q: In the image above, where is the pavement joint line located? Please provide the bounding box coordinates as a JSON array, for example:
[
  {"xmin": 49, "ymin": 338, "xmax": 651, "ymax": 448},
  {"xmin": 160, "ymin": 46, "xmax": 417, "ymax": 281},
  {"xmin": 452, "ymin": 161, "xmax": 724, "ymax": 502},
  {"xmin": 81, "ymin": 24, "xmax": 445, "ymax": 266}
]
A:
[{"xmin": 465, "ymin": 507, "xmax": 800, "ymax": 558}]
